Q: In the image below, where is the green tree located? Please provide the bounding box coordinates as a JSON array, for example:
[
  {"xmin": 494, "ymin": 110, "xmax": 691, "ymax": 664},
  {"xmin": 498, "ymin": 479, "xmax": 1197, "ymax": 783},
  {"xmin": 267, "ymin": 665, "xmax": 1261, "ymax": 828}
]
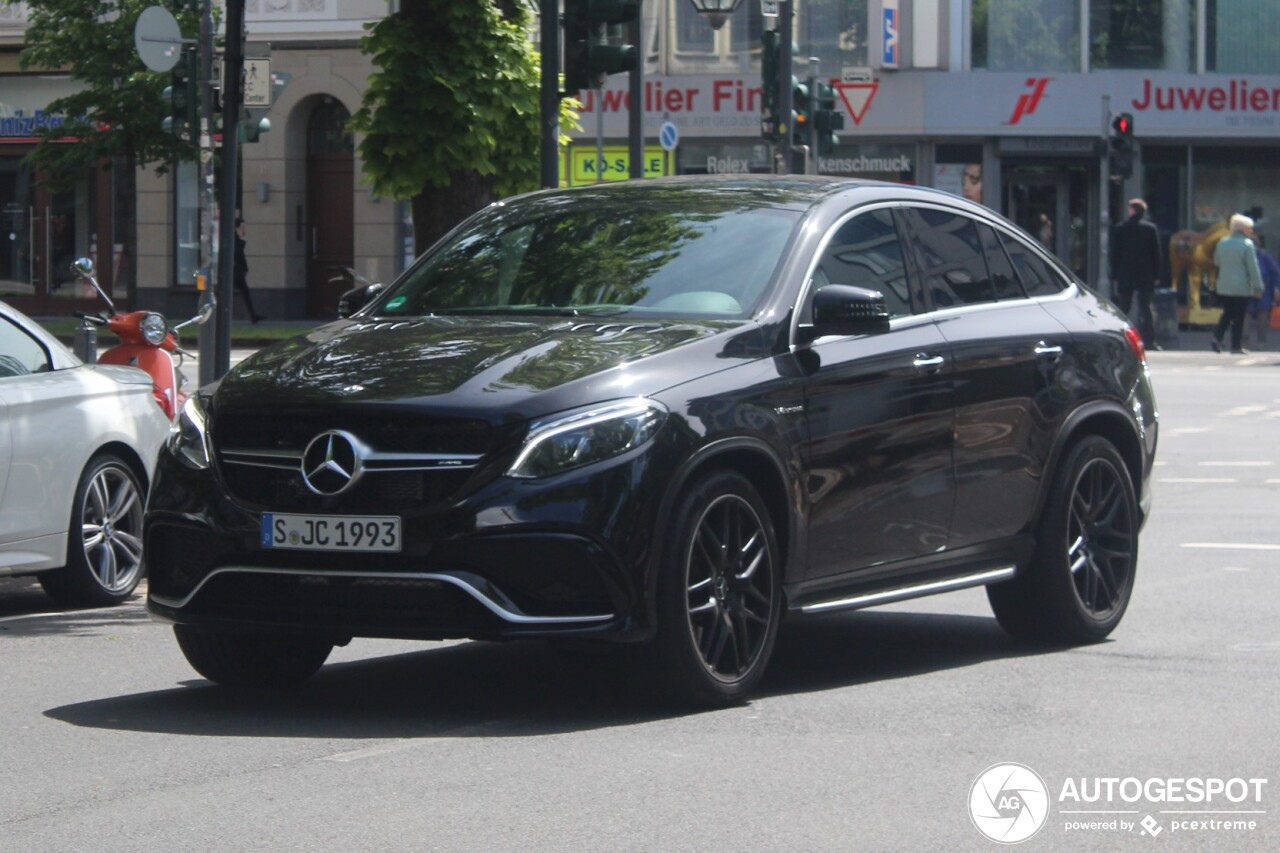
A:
[
  {"xmin": 349, "ymin": 0, "xmax": 579, "ymax": 256},
  {"xmin": 14, "ymin": 0, "xmax": 198, "ymax": 305}
]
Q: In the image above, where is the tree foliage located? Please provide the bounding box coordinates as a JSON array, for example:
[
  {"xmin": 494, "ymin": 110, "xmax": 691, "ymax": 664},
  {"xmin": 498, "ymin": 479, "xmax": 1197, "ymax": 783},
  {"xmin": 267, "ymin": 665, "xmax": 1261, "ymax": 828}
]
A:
[
  {"xmin": 16, "ymin": 0, "xmax": 196, "ymax": 182},
  {"xmin": 348, "ymin": 0, "xmax": 578, "ymax": 255},
  {"xmin": 14, "ymin": 0, "xmax": 199, "ymax": 300}
]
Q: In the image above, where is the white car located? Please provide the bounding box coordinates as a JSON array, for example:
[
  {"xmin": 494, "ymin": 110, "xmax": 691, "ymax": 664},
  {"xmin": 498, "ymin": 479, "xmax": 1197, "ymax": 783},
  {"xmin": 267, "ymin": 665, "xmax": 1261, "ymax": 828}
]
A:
[{"xmin": 0, "ymin": 301, "xmax": 170, "ymax": 606}]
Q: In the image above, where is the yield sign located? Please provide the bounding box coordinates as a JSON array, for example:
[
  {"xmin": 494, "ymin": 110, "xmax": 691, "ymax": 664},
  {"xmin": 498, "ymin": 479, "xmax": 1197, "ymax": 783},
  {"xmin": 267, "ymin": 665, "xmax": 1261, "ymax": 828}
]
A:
[{"xmin": 835, "ymin": 82, "xmax": 879, "ymax": 126}]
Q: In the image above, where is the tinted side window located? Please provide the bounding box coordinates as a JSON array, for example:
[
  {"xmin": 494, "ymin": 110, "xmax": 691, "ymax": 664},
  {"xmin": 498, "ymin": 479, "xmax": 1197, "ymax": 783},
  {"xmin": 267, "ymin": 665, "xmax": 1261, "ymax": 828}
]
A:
[
  {"xmin": 0, "ymin": 316, "xmax": 51, "ymax": 377},
  {"xmin": 813, "ymin": 208, "xmax": 913, "ymax": 316},
  {"xmin": 1000, "ymin": 232, "xmax": 1066, "ymax": 296},
  {"xmin": 902, "ymin": 208, "xmax": 995, "ymax": 308},
  {"xmin": 977, "ymin": 223, "xmax": 1024, "ymax": 300}
]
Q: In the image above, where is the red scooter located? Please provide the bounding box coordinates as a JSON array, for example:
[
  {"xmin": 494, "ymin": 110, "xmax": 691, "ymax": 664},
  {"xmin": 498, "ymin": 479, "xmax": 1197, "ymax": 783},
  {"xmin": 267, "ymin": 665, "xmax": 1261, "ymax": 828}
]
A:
[{"xmin": 70, "ymin": 257, "xmax": 212, "ymax": 420}]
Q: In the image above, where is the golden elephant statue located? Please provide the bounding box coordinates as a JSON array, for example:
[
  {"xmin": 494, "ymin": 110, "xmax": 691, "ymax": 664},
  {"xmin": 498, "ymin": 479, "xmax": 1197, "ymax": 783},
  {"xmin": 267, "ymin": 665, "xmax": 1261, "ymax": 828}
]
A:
[{"xmin": 1168, "ymin": 221, "xmax": 1229, "ymax": 324}]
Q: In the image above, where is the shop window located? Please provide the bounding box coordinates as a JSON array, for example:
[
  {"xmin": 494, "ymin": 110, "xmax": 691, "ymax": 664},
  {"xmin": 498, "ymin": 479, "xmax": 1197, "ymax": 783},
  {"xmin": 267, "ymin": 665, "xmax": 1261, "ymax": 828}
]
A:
[
  {"xmin": 972, "ymin": 0, "xmax": 1082, "ymax": 72},
  {"xmin": 1206, "ymin": 0, "xmax": 1280, "ymax": 73},
  {"xmin": 1089, "ymin": 0, "xmax": 1194, "ymax": 71},
  {"xmin": 670, "ymin": 0, "xmax": 763, "ymax": 69}
]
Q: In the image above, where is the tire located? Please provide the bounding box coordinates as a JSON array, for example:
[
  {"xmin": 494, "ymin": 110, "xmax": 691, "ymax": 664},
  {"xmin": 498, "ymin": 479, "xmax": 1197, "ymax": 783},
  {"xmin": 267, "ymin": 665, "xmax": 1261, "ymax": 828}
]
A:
[
  {"xmin": 174, "ymin": 625, "xmax": 333, "ymax": 689},
  {"xmin": 39, "ymin": 453, "xmax": 145, "ymax": 607},
  {"xmin": 652, "ymin": 470, "xmax": 783, "ymax": 707},
  {"xmin": 988, "ymin": 435, "xmax": 1139, "ymax": 644}
]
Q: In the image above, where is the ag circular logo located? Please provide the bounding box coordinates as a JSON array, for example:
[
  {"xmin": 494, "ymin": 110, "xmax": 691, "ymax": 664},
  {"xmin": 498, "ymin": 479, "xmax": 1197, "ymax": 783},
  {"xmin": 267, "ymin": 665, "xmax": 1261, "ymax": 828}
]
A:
[{"xmin": 969, "ymin": 763, "xmax": 1050, "ymax": 844}]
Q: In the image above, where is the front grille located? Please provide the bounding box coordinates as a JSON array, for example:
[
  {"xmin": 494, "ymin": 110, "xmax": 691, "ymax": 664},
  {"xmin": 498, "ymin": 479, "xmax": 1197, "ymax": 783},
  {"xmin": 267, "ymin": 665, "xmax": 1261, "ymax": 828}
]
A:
[{"xmin": 212, "ymin": 407, "xmax": 499, "ymax": 511}]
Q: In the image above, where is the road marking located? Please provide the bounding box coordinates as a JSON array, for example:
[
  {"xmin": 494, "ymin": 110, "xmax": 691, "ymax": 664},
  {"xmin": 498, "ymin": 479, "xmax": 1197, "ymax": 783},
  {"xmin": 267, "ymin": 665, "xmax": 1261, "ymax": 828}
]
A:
[
  {"xmin": 1166, "ymin": 427, "xmax": 1210, "ymax": 435},
  {"xmin": 1198, "ymin": 460, "xmax": 1273, "ymax": 467},
  {"xmin": 1223, "ymin": 567, "xmax": 1250, "ymax": 572},
  {"xmin": 319, "ymin": 740, "xmax": 424, "ymax": 763},
  {"xmin": 1267, "ymin": 479, "xmax": 1280, "ymax": 484},
  {"xmin": 1159, "ymin": 477, "xmax": 1237, "ymax": 484},
  {"xmin": 1182, "ymin": 542, "xmax": 1280, "ymax": 551},
  {"xmin": 1224, "ymin": 405, "xmax": 1267, "ymax": 416},
  {"xmin": 0, "ymin": 604, "xmax": 143, "ymax": 625}
]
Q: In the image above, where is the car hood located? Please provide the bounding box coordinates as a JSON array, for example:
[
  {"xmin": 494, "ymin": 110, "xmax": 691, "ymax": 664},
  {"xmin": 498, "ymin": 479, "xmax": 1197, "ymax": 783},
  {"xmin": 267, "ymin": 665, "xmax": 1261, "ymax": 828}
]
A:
[{"xmin": 215, "ymin": 315, "xmax": 764, "ymax": 418}]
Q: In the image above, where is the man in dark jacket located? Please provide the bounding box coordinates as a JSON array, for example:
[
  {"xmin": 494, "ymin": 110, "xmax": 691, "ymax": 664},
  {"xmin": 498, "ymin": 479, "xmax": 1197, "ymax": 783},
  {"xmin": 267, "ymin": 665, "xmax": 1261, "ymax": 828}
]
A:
[{"xmin": 1111, "ymin": 198, "xmax": 1163, "ymax": 348}]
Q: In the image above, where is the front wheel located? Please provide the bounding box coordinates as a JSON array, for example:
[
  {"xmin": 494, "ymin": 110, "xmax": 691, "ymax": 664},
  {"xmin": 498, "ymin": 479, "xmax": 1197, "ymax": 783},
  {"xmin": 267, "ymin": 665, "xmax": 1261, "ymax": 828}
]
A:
[
  {"xmin": 39, "ymin": 453, "xmax": 145, "ymax": 607},
  {"xmin": 174, "ymin": 625, "xmax": 333, "ymax": 689},
  {"xmin": 652, "ymin": 471, "xmax": 783, "ymax": 707},
  {"xmin": 988, "ymin": 435, "xmax": 1139, "ymax": 644}
]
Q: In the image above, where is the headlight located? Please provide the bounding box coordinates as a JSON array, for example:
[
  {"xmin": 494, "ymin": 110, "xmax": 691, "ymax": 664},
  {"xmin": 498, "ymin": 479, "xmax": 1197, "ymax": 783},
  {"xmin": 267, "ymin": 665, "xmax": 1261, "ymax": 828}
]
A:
[
  {"xmin": 140, "ymin": 312, "xmax": 168, "ymax": 346},
  {"xmin": 167, "ymin": 394, "xmax": 210, "ymax": 468},
  {"xmin": 506, "ymin": 399, "xmax": 666, "ymax": 479}
]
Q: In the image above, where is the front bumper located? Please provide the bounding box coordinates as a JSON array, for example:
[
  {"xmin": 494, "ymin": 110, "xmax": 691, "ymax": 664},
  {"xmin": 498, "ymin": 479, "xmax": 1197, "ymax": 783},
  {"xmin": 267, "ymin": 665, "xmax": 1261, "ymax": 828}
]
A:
[{"xmin": 143, "ymin": 439, "xmax": 672, "ymax": 642}]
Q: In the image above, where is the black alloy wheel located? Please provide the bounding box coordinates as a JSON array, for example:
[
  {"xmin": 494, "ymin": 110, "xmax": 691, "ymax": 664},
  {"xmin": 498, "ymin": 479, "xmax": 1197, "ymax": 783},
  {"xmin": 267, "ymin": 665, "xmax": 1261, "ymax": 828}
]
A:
[
  {"xmin": 39, "ymin": 454, "xmax": 145, "ymax": 607},
  {"xmin": 654, "ymin": 470, "xmax": 782, "ymax": 707},
  {"xmin": 988, "ymin": 435, "xmax": 1138, "ymax": 644}
]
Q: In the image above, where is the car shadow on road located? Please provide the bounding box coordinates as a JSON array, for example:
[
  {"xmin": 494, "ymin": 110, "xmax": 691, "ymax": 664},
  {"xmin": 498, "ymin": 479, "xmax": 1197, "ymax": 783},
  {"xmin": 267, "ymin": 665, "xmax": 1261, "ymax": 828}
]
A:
[{"xmin": 44, "ymin": 609, "xmax": 1066, "ymax": 739}]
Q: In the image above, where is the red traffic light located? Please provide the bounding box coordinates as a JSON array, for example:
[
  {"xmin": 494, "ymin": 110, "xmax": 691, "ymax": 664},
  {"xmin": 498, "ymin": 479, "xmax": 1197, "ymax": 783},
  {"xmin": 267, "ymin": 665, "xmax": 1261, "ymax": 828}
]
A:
[{"xmin": 1111, "ymin": 112, "xmax": 1134, "ymax": 139}]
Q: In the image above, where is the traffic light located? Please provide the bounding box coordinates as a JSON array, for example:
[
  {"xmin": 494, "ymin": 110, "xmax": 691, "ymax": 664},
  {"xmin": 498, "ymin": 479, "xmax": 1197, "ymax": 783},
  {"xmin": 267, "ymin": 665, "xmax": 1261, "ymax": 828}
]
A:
[
  {"xmin": 162, "ymin": 47, "xmax": 198, "ymax": 140},
  {"xmin": 760, "ymin": 30, "xmax": 780, "ymax": 141},
  {"xmin": 562, "ymin": 0, "xmax": 639, "ymax": 96},
  {"xmin": 791, "ymin": 76, "xmax": 811, "ymax": 147},
  {"xmin": 1111, "ymin": 112, "xmax": 1135, "ymax": 149},
  {"xmin": 1110, "ymin": 111, "xmax": 1135, "ymax": 179},
  {"xmin": 812, "ymin": 81, "xmax": 844, "ymax": 155}
]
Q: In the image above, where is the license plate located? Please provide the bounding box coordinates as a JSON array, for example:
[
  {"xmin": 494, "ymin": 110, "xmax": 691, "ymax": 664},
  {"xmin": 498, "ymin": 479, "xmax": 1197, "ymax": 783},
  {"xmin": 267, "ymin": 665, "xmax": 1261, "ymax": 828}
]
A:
[{"xmin": 261, "ymin": 513, "xmax": 401, "ymax": 552}]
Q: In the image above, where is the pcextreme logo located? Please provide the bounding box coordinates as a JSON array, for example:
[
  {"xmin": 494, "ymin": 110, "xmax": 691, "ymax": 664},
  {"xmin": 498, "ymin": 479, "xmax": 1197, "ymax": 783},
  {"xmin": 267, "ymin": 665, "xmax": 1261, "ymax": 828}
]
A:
[{"xmin": 1006, "ymin": 78, "xmax": 1051, "ymax": 125}]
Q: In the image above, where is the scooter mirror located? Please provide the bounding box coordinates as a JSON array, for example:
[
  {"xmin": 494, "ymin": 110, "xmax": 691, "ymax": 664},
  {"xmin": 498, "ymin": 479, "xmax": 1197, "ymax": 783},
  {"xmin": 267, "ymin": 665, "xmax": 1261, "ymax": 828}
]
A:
[
  {"xmin": 72, "ymin": 257, "xmax": 96, "ymax": 277},
  {"xmin": 194, "ymin": 302, "xmax": 214, "ymax": 325}
]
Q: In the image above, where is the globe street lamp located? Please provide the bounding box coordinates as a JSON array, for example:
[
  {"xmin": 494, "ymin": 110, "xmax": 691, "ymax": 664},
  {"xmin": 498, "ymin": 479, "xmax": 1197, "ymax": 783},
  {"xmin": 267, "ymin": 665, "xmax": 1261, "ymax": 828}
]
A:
[{"xmin": 687, "ymin": 0, "xmax": 745, "ymax": 31}]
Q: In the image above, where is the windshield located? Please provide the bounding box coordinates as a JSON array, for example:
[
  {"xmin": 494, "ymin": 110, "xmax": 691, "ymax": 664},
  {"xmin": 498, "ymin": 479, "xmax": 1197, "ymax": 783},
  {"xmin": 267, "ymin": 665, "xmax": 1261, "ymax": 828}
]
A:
[{"xmin": 372, "ymin": 191, "xmax": 801, "ymax": 319}]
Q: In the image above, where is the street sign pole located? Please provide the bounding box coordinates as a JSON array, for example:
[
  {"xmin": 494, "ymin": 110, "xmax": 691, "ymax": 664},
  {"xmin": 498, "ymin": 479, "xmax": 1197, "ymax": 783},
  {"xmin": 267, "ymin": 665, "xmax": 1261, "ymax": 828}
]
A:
[
  {"xmin": 778, "ymin": 1, "xmax": 793, "ymax": 173},
  {"xmin": 197, "ymin": 0, "xmax": 217, "ymax": 385},
  {"xmin": 213, "ymin": 0, "xmax": 245, "ymax": 379}
]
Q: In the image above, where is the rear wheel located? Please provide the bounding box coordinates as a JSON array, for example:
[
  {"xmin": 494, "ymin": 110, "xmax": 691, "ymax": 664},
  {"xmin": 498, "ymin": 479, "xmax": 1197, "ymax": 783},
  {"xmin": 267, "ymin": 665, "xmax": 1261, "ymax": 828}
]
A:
[
  {"xmin": 652, "ymin": 471, "xmax": 782, "ymax": 707},
  {"xmin": 174, "ymin": 625, "xmax": 333, "ymax": 689},
  {"xmin": 988, "ymin": 435, "xmax": 1138, "ymax": 644},
  {"xmin": 39, "ymin": 454, "xmax": 145, "ymax": 607}
]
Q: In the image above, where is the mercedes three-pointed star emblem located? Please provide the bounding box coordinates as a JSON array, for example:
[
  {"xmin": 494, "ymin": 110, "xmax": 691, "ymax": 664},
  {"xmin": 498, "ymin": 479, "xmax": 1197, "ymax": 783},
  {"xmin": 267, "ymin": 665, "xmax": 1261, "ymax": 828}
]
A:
[{"xmin": 300, "ymin": 430, "xmax": 364, "ymax": 495}]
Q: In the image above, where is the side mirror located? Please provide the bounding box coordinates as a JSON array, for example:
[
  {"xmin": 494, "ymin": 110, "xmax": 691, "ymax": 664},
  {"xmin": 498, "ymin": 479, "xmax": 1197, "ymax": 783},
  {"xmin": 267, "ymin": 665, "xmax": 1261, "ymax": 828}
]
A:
[
  {"xmin": 337, "ymin": 282, "xmax": 384, "ymax": 318},
  {"xmin": 72, "ymin": 257, "xmax": 96, "ymax": 278},
  {"xmin": 799, "ymin": 285, "xmax": 891, "ymax": 342}
]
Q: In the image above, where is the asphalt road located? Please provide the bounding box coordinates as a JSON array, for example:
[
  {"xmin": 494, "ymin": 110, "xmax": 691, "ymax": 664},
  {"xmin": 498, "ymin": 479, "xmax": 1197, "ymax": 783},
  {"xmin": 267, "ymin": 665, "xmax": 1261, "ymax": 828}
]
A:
[{"xmin": 1, "ymin": 348, "xmax": 1277, "ymax": 851}]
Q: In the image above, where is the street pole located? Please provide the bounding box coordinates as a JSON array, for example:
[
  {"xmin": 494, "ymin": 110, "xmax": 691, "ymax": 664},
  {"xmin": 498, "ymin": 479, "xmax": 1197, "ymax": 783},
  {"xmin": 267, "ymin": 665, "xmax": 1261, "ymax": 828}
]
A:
[
  {"xmin": 628, "ymin": 0, "xmax": 644, "ymax": 179},
  {"xmin": 777, "ymin": 1, "xmax": 793, "ymax": 173},
  {"xmin": 1098, "ymin": 94, "xmax": 1112, "ymax": 301},
  {"xmin": 539, "ymin": 0, "xmax": 560, "ymax": 188},
  {"xmin": 197, "ymin": 0, "xmax": 217, "ymax": 386},
  {"xmin": 214, "ymin": 0, "xmax": 246, "ymax": 380}
]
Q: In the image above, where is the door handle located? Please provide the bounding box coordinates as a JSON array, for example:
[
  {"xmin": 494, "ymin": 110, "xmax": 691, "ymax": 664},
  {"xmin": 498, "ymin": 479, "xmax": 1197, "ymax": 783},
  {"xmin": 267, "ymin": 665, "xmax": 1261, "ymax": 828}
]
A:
[
  {"xmin": 913, "ymin": 353, "xmax": 945, "ymax": 373},
  {"xmin": 1034, "ymin": 342, "xmax": 1064, "ymax": 360}
]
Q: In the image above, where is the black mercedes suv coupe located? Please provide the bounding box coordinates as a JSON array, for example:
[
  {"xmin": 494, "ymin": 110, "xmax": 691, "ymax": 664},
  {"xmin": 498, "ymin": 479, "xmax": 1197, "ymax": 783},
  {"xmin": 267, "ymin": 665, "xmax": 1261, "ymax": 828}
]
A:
[{"xmin": 145, "ymin": 176, "xmax": 1158, "ymax": 706}]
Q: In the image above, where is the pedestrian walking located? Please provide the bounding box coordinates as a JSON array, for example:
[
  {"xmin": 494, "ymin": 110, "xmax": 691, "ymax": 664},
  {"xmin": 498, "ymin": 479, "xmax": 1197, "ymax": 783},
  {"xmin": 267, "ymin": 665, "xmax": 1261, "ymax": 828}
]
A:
[
  {"xmin": 234, "ymin": 212, "xmax": 264, "ymax": 324},
  {"xmin": 1210, "ymin": 213, "xmax": 1263, "ymax": 354},
  {"xmin": 1247, "ymin": 235, "xmax": 1279, "ymax": 346},
  {"xmin": 1111, "ymin": 199, "xmax": 1163, "ymax": 349}
]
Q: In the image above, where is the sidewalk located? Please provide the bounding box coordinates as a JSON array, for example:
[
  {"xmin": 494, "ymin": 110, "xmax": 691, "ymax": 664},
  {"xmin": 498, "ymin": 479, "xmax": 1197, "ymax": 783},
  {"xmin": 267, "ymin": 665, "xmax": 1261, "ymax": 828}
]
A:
[{"xmin": 1154, "ymin": 324, "xmax": 1280, "ymax": 354}]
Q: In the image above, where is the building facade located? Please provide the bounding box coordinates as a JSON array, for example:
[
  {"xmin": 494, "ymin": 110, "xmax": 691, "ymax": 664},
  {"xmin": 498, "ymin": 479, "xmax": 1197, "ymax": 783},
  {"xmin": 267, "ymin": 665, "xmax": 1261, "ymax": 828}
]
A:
[
  {"xmin": 3, "ymin": 1, "xmax": 1278, "ymax": 321},
  {"xmin": 571, "ymin": 0, "xmax": 1280, "ymax": 321}
]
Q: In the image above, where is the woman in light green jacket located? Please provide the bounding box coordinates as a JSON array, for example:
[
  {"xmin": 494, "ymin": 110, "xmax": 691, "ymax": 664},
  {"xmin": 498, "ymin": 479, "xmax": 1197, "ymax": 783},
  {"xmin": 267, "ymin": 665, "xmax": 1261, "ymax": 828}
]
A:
[{"xmin": 1211, "ymin": 213, "xmax": 1264, "ymax": 353}]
